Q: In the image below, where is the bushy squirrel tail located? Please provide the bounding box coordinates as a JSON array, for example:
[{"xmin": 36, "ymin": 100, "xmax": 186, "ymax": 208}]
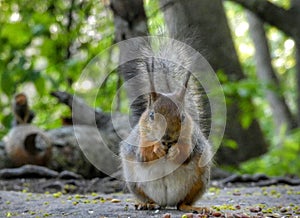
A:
[{"xmin": 120, "ymin": 37, "xmax": 211, "ymax": 137}]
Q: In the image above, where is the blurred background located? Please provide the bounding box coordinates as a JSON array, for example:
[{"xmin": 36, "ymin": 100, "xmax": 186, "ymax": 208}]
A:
[{"xmin": 0, "ymin": 0, "xmax": 299, "ymax": 178}]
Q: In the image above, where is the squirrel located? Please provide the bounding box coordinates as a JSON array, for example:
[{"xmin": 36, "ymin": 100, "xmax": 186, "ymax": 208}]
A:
[
  {"xmin": 120, "ymin": 39, "xmax": 212, "ymax": 213},
  {"xmin": 12, "ymin": 93, "xmax": 35, "ymax": 126}
]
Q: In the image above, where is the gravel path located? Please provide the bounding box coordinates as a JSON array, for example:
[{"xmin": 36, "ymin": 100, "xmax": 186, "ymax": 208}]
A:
[{"xmin": 1, "ymin": 185, "xmax": 300, "ymax": 217}]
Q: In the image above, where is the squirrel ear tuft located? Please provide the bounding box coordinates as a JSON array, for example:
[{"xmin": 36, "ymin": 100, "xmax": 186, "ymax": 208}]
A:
[
  {"xmin": 148, "ymin": 92, "xmax": 157, "ymax": 108},
  {"xmin": 146, "ymin": 57, "xmax": 158, "ymax": 107},
  {"xmin": 146, "ymin": 58, "xmax": 156, "ymax": 91},
  {"xmin": 178, "ymin": 71, "xmax": 191, "ymax": 101}
]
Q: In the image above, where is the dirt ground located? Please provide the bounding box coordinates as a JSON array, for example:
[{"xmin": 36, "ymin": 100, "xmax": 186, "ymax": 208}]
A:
[{"xmin": 0, "ymin": 181, "xmax": 299, "ymax": 218}]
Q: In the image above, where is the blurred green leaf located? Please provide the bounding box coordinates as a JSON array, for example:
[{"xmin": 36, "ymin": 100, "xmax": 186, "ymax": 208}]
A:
[
  {"xmin": 1, "ymin": 23, "xmax": 31, "ymax": 47},
  {"xmin": 240, "ymin": 112, "xmax": 252, "ymax": 129},
  {"xmin": 2, "ymin": 114, "xmax": 13, "ymax": 129},
  {"xmin": 34, "ymin": 75, "xmax": 46, "ymax": 95},
  {"xmin": 1, "ymin": 71, "xmax": 15, "ymax": 95},
  {"xmin": 223, "ymin": 139, "xmax": 238, "ymax": 150},
  {"xmin": 240, "ymin": 129, "xmax": 300, "ymax": 176}
]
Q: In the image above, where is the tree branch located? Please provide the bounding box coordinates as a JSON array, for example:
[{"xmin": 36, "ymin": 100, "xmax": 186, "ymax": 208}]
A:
[
  {"xmin": 65, "ymin": 0, "xmax": 76, "ymax": 60},
  {"xmin": 228, "ymin": 0, "xmax": 295, "ymax": 37},
  {"xmin": 50, "ymin": 91, "xmax": 111, "ymax": 128}
]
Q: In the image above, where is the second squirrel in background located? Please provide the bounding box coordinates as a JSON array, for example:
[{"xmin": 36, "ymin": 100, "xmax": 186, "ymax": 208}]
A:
[
  {"xmin": 120, "ymin": 39, "xmax": 212, "ymax": 213},
  {"xmin": 12, "ymin": 93, "xmax": 35, "ymax": 126}
]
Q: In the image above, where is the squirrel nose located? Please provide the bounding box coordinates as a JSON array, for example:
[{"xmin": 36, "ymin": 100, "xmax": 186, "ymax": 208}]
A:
[
  {"xmin": 162, "ymin": 141, "xmax": 172, "ymax": 149},
  {"xmin": 162, "ymin": 134, "xmax": 171, "ymax": 142}
]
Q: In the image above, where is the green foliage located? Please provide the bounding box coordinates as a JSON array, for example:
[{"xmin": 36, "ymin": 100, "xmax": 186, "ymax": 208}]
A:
[
  {"xmin": 144, "ymin": 0, "xmax": 165, "ymax": 35},
  {"xmin": 0, "ymin": 0, "xmax": 115, "ymax": 138},
  {"xmin": 217, "ymin": 70, "xmax": 264, "ymax": 130},
  {"xmin": 0, "ymin": 0, "xmax": 164, "ymax": 139},
  {"xmin": 222, "ymin": 139, "xmax": 238, "ymax": 150},
  {"xmin": 0, "ymin": 0, "xmax": 299, "ymax": 177},
  {"xmin": 224, "ymin": 1, "xmax": 299, "ymax": 176},
  {"xmin": 239, "ymin": 129, "xmax": 300, "ymax": 176}
]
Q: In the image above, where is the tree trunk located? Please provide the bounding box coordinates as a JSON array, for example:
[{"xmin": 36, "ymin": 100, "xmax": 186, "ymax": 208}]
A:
[
  {"xmin": 110, "ymin": 0, "xmax": 148, "ymax": 42},
  {"xmin": 229, "ymin": 0, "xmax": 300, "ymax": 129},
  {"xmin": 246, "ymin": 11, "xmax": 296, "ymax": 132},
  {"xmin": 160, "ymin": 0, "xmax": 268, "ymax": 165},
  {"xmin": 295, "ymin": 41, "xmax": 300, "ymax": 127},
  {"xmin": 227, "ymin": 0, "xmax": 295, "ymax": 37},
  {"xmin": 110, "ymin": 0, "xmax": 149, "ymax": 125},
  {"xmin": 292, "ymin": 0, "xmax": 300, "ymax": 127}
]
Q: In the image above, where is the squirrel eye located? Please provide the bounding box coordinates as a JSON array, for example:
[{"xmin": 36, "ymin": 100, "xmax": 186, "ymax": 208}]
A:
[
  {"xmin": 149, "ymin": 111, "xmax": 155, "ymax": 121},
  {"xmin": 181, "ymin": 114, "xmax": 185, "ymax": 122}
]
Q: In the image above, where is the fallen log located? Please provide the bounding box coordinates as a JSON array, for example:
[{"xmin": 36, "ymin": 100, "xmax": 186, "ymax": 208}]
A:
[{"xmin": 0, "ymin": 91, "xmax": 131, "ymax": 178}]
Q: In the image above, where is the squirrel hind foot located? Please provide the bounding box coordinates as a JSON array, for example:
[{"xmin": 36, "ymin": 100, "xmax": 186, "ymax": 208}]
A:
[
  {"xmin": 134, "ymin": 202, "xmax": 161, "ymax": 210},
  {"xmin": 178, "ymin": 204, "xmax": 213, "ymax": 215}
]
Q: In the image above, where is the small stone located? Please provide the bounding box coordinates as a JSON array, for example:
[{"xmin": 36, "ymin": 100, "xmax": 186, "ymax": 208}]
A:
[
  {"xmin": 250, "ymin": 207, "xmax": 262, "ymax": 213},
  {"xmin": 233, "ymin": 214, "xmax": 250, "ymax": 218},
  {"xmin": 111, "ymin": 199, "xmax": 121, "ymax": 203},
  {"xmin": 233, "ymin": 191, "xmax": 241, "ymax": 196},
  {"xmin": 224, "ymin": 213, "xmax": 234, "ymax": 218},
  {"xmin": 212, "ymin": 211, "xmax": 222, "ymax": 217},
  {"xmin": 235, "ymin": 205, "xmax": 241, "ymax": 210},
  {"xmin": 280, "ymin": 206, "xmax": 291, "ymax": 213},
  {"xmin": 233, "ymin": 213, "xmax": 242, "ymax": 218},
  {"xmin": 162, "ymin": 213, "xmax": 171, "ymax": 218},
  {"xmin": 87, "ymin": 209, "xmax": 94, "ymax": 214},
  {"xmin": 184, "ymin": 213, "xmax": 194, "ymax": 218}
]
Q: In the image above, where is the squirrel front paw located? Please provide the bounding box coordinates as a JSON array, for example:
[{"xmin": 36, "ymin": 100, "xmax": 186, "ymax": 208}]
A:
[
  {"xmin": 153, "ymin": 142, "xmax": 166, "ymax": 158},
  {"xmin": 167, "ymin": 143, "xmax": 192, "ymax": 164},
  {"xmin": 167, "ymin": 144, "xmax": 180, "ymax": 160},
  {"xmin": 139, "ymin": 142, "xmax": 167, "ymax": 162}
]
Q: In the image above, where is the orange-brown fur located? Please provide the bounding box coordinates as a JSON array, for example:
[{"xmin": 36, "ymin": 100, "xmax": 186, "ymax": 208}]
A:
[
  {"xmin": 179, "ymin": 159, "xmax": 205, "ymax": 204},
  {"xmin": 139, "ymin": 139, "xmax": 165, "ymax": 162},
  {"xmin": 176, "ymin": 156, "xmax": 211, "ymax": 213},
  {"xmin": 15, "ymin": 93, "xmax": 27, "ymax": 105}
]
